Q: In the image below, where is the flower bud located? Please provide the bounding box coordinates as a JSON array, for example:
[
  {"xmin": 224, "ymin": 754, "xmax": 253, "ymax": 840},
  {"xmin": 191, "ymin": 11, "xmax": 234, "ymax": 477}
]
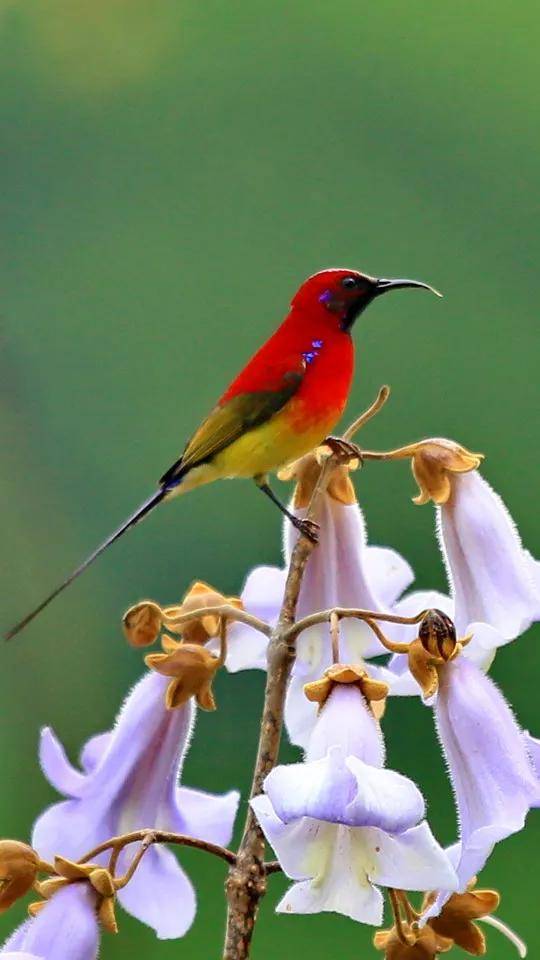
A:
[
  {"xmin": 0, "ymin": 840, "xmax": 40, "ymax": 912},
  {"xmin": 123, "ymin": 601, "xmax": 163, "ymax": 648},
  {"xmin": 419, "ymin": 609, "xmax": 458, "ymax": 662}
]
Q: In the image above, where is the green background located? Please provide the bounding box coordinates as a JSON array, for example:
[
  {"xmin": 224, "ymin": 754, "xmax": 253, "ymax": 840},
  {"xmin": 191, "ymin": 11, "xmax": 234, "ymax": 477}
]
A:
[{"xmin": 2, "ymin": 0, "xmax": 539, "ymax": 956}]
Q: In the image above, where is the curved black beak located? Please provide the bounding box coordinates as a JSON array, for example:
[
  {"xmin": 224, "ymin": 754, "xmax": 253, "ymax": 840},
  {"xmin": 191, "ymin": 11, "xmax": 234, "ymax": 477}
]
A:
[{"xmin": 374, "ymin": 277, "xmax": 443, "ymax": 298}]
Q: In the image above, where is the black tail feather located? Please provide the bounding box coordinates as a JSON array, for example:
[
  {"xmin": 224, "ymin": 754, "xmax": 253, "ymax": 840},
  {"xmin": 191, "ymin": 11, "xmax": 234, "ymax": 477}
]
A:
[{"xmin": 5, "ymin": 489, "xmax": 165, "ymax": 641}]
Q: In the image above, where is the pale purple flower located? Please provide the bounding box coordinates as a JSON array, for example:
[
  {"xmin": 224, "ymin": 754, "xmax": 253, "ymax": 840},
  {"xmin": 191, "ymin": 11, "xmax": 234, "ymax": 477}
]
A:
[
  {"xmin": 438, "ymin": 470, "xmax": 540, "ymax": 639},
  {"xmin": 227, "ymin": 487, "xmax": 413, "ymax": 747},
  {"xmin": 1, "ymin": 885, "xmax": 99, "ymax": 959},
  {"xmin": 32, "ymin": 671, "xmax": 239, "ymax": 940},
  {"xmin": 251, "ymin": 683, "xmax": 457, "ymax": 924},
  {"xmin": 434, "ymin": 656, "xmax": 539, "ymax": 892}
]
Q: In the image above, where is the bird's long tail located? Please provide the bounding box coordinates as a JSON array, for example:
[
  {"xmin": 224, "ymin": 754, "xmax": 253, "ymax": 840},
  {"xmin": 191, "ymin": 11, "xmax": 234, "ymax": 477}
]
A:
[{"xmin": 5, "ymin": 488, "xmax": 166, "ymax": 641}]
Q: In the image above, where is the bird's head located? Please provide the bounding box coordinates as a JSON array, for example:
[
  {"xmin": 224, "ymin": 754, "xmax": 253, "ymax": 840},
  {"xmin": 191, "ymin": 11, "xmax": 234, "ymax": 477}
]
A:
[{"xmin": 292, "ymin": 268, "xmax": 441, "ymax": 332}]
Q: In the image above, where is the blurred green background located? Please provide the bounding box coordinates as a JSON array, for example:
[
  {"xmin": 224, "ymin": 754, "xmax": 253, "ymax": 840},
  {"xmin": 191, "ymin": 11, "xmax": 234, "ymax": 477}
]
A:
[{"xmin": 2, "ymin": 0, "xmax": 539, "ymax": 956}]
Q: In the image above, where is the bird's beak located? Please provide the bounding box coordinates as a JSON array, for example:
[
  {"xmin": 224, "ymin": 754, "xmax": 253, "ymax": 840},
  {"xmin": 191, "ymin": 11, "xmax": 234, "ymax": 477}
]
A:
[{"xmin": 373, "ymin": 277, "xmax": 443, "ymax": 298}]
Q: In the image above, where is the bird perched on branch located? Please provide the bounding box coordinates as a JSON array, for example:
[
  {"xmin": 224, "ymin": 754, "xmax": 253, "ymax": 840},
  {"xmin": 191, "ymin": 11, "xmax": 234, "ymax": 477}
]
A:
[{"xmin": 6, "ymin": 268, "xmax": 439, "ymax": 639}]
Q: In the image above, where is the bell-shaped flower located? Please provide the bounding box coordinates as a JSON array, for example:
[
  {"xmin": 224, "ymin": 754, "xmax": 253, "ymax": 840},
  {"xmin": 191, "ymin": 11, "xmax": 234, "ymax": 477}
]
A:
[
  {"xmin": 251, "ymin": 674, "xmax": 457, "ymax": 924},
  {"xmin": 397, "ymin": 439, "xmax": 540, "ymax": 640},
  {"xmin": 31, "ymin": 670, "xmax": 239, "ymax": 940},
  {"xmin": 1, "ymin": 885, "xmax": 100, "ymax": 959},
  {"xmin": 433, "ymin": 654, "xmax": 539, "ymax": 892},
  {"xmin": 227, "ymin": 451, "xmax": 413, "ymax": 746}
]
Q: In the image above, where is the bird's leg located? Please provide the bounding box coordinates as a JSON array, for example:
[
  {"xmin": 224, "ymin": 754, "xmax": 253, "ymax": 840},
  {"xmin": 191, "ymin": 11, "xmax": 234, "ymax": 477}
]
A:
[
  {"xmin": 322, "ymin": 435, "xmax": 363, "ymax": 464},
  {"xmin": 254, "ymin": 476, "xmax": 320, "ymax": 544}
]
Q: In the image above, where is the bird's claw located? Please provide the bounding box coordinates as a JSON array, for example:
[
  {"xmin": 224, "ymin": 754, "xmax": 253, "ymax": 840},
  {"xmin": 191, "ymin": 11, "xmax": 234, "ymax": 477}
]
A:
[
  {"xmin": 293, "ymin": 517, "xmax": 320, "ymax": 544},
  {"xmin": 322, "ymin": 436, "xmax": 363, "ymax": 465}
]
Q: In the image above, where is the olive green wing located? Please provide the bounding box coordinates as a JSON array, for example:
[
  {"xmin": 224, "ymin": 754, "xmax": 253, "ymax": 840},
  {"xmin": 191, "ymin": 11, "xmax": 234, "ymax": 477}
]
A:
[{"xmin": 159, "ymin": 367, "xmax": 305, "ymax": 487}]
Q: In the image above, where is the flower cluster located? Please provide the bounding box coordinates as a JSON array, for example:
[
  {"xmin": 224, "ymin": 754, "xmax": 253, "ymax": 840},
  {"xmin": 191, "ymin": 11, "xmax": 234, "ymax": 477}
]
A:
[{"xmin": 1, "ymin": 431, "xmax": 538, "ymax": 959}]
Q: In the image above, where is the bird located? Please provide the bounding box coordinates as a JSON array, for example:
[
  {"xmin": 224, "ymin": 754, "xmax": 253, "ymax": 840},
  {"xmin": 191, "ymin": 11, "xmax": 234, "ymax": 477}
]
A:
[{"xmin": 6, "ymin": 267, "xmax": 440, "ymax": 640}]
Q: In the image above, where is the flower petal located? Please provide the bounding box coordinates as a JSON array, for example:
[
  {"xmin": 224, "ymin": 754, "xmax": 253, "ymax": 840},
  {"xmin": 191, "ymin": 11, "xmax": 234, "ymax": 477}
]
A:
[
  {"xmin": 276, "ymin": 824, "xmax": 384, "ymax": 925},
  {"xmin": 32, "ymin": 799, "xmax": 114, "ymax": 864},
  {"xmin": 219, "ymin": 621, "xmax": 269, "ymax": 673},
  {"xmin": 306, "ymin": 684, "xmax": 384, "ymax": 765},
  {"xmin": 438, "ymin": 471, "xmax": 540, "ymax": 639},
  {"xmin": 219, "ymin": 564, "xmax": 286, "ymax": 672},
  {"xmin": 39, "ymin": 728, "xmax": 86, "ymax": 799},
  {"xmin": 250, "ymin": 796, "xmax": 324, "ymax": 879},
  {"xmin": 79, "ymin": 732, "xmax": 112, "ymax": 773},
  {"xmin": 345, "ymin": 756, "xmax": 425, "ymax": 832},
  {"xmin": 435, "ymin": 657, "xmax": 537, "ymax": 885},
  {"xmin": 365, "ymin": 822, "xmax": 458, "ymax": 892},
  {"xmin": 363, "ymin": 546, "xmax": 414, "ymax": 607},
  {"xmin": 171, "ymin": 786, "xmax": 240, "ymax": 846},
  {"xmin": 117, "ymin": 843, "xmax": 195, "ymax": 939},
  {"xmin": 6, "ymin": 885, "xmax": 100, "ymax": 960},
  {"xmin": 264, "ymin": 749, "xmax": 358, "ymax": 825}
]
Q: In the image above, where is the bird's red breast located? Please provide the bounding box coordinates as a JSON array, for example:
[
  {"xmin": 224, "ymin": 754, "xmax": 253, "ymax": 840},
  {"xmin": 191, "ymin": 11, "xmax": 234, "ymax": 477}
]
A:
[{"xmin": 219, "ymin": 289, "xmax": 355, "ymax": 433}]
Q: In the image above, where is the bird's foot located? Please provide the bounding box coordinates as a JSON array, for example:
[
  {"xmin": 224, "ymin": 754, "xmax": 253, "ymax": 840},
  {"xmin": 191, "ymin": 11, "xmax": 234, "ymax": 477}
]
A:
[
  {"xmin": 322, "ymin": 436, "xmax": 363, "ymax": 465},
  {"xmin": 292, "ymin": 517, "xmax": 320, "ymax": 545}
]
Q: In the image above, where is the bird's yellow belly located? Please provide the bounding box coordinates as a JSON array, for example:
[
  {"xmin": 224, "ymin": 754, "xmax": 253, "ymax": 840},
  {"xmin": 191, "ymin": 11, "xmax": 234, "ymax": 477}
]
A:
[{"xmin": 175, "ymin": 406, "xmax": 338, "ymax": 494}]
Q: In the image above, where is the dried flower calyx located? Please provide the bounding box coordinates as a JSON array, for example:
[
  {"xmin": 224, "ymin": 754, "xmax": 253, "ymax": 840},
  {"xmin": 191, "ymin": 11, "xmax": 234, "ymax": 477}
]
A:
[
  {"xmin": 374, "ymin": 923, "xmax": 452, "ymax": 958},
  {"xmin": 387, "ymin": 438, "xmax": 484, "ymax": 506},
  {"xmin": 304, "ymin": 662, "xmax": 388, "ymax": 707},
  {"xmin": 0, "ymin": 840, "xmax": 41, "ymax": 913},
  {"xmin": 146, "ymin": 643, "xmax": 223, "ymax": 710},
  {"xmin": 278, "ymin": 446, "xmax": 360, "ymax": 508},
  {"xmin": 425, "ymin": 884, "xmax": 500, "ymax": 956},
  {"xmin": 32, "ymin": 857, "xmax": 119, "ymax": 933},
  {"xmin": 123, "ymin": 580, "xmax": 243, "ymax": 648}
]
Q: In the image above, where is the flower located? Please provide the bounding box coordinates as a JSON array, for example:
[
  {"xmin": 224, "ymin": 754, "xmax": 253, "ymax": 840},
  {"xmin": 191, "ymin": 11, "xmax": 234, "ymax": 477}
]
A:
[
  {"xmin": 1, "ymin": 884, "xmax": 100, "ymax": 959},
  {"xmin": 31, "ymin": 670, "xmax": 239, "ymax": 939},
  {"xmin": 228, "ymin": 451, "xmax": 414, "ymax": 746},
  {"xmin": 396, "ymin": 439, "xmax": 540, "ymax": 640},
  {"xmin": 433, "ymin": 655, "xmax": 538, "ymax": 892},
  {"xmin": 0, "ymin": 842, "xmax": 40, "ymax": 914},
  {"xmin": 251, "ymin": 675, "xmax": 457, "ymax": 924}
]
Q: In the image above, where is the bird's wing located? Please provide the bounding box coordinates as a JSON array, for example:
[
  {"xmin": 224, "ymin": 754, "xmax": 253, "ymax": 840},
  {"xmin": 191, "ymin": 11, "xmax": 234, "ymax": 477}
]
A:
[{"xmin": 159, "ymin": 361, "xmax": 305, "ymax": 487}]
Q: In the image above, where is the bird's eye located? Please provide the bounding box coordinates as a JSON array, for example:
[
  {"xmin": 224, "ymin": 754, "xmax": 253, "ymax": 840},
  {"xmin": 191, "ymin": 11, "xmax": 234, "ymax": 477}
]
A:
[{"xmin": 341, "ymin": 276, "xmax": 359, "ymax": 289}]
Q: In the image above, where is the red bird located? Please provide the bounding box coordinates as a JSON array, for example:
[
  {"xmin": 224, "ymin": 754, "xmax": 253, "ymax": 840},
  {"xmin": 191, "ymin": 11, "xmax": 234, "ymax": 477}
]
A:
[{"xmin": 7, "ymin": 268, "xmax": 439, "ymax": 639}]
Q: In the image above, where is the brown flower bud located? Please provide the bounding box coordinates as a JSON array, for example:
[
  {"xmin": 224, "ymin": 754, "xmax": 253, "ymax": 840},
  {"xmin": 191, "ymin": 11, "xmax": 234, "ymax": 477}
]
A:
[
  {"xmin": 419, "ymin": 610, "xmax": 458, "ymax": 662},
  {"xmin": 123, "ymin": 601, "xmax": 163, "ymax": 648},
  {"xmin": 146, "ymin": 643, "xmax": 222, "ymax": 710},
  {"xmin": 0, "ymin": 840, "xmax": 40, "ymax": 913}
]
